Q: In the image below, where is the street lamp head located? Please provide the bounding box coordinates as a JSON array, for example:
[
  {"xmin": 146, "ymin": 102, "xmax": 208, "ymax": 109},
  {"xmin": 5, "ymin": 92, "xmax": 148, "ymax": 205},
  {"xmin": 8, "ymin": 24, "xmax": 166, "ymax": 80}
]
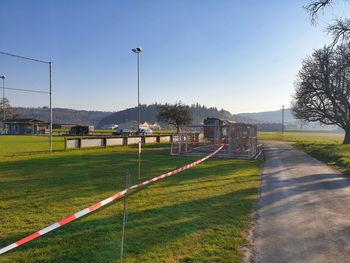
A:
[
  {"xmin": 132, "ymin": 47, "xmax": 142, "ymax": 53},
  {"xmin": 0, "ymin": 76, "xmax": 6, "ymax": 79}
]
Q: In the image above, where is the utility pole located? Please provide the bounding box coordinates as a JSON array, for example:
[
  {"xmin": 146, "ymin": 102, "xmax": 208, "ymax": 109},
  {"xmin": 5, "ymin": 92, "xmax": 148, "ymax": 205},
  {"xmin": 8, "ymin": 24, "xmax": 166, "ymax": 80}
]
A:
[{"xmin": 282, "ymin": 105, "xmax": 284, "ymax": 134}]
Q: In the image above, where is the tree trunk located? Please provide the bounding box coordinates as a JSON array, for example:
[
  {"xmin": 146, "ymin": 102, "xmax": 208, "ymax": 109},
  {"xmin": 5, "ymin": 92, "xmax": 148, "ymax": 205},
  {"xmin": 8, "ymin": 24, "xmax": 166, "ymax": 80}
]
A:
[{"xmin": 343, "ymin": 129, "xmax": 350, "ymax": 144}]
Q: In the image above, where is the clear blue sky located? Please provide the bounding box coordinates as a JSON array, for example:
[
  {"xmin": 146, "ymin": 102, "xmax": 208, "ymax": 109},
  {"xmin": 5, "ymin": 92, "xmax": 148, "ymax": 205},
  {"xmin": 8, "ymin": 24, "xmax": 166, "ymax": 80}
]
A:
[{"xmin": 0, "ymin": 0, "xmax": 348, "ymax": 113}]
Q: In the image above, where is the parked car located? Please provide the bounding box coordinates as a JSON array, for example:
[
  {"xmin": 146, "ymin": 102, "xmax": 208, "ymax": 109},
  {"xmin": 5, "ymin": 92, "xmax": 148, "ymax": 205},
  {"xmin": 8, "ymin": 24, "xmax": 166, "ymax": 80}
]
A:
[
  {"xmin": 69, "ymin": 125, "xmax": 94, "ymax": 135},
  {"xmin": 113, "ymin": 128, "xmax": 131, "ymax": 136},
  {"xmin": 134, "ymin": 128, "xmax": 153, "ymax": 135}
]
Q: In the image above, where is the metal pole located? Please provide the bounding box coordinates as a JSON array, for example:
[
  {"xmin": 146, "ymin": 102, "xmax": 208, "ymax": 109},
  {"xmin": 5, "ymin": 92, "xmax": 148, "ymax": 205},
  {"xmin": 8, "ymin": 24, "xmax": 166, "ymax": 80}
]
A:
[
  {"xmin": 138, "ymin": 141, "xmax": 141, "ymax": 180},
  {"xmin": 282, "ymin": 105, "xmax": 284, "ymax": 134},
  {"xmin": 2, "ymin": 77, "xmax": 5, "ymax": 122},
  {"xmin": 137, "ymin": 52, "xmax": 140, "ymax": 132},
  {"xmin": 49, "ymin": 62, "xmax": 53, "ymax": 153},
  {"xmin": 120, "ymin": 170, "xmax": 130, "ymax": 263}
]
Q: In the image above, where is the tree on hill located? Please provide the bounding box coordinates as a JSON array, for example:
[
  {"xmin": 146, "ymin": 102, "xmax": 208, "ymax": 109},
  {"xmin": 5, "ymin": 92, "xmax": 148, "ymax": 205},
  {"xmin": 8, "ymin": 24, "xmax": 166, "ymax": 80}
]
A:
[
  {"xmin": 291, "ymin": 44, "xmax": 350, "ymax": 144},
  {"xmin": 0, "ymin": 98, "xmax": 19, "ymax": 120},
  {"xmin": 157, "ymin": 102, "xmax": 192, "ymax": 127}
]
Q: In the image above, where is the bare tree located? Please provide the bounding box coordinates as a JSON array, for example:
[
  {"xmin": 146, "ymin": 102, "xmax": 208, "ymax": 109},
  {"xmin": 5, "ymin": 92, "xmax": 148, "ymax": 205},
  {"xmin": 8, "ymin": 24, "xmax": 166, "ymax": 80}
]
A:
[
  {"xmin": 157, "ymin": 102, "xmax": 192, "ymax": 128},
  {"xmin": 291, "ymin": 45, "xmax": 350, "ymax": 144},
  {"xmin": 305, "ymin": 0, "xmax": 350, "ymax": 44},
  {"xmin": 0, "ymin": 98, "xmax": 15, "ymax": 120}
]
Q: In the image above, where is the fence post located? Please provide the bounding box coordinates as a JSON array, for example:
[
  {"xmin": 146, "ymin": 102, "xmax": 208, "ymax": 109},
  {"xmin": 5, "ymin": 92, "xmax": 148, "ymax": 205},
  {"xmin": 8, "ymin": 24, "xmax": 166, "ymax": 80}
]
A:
[{"xmin": 120, "ymin": 170, "xmax": 130, "ymax": 263}]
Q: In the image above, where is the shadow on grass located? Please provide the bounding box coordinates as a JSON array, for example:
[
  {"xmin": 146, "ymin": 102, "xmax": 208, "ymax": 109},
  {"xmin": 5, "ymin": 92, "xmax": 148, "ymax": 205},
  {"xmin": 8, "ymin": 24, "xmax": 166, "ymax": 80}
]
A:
[{"xmin": 5, "ymin": 188, "xmax": 256, "ymax": 263}]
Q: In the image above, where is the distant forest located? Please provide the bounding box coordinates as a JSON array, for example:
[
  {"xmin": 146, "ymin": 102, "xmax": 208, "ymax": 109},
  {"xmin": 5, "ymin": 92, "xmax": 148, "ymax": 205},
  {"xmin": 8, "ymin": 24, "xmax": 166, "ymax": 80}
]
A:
[
  {"xmin": 13, "ymin": 107, "xmax": 113, "ymax": 126},
  {"xmin": 12, "ymin": 103, "xmax": 256, "ymax": 128},
  {"xmin": 97, "ymin": 103, "xmax": 256, "ymax": 128},
  {"xmin": 12, "ymin": 104, "xmax": 337, "ymax": 131}
]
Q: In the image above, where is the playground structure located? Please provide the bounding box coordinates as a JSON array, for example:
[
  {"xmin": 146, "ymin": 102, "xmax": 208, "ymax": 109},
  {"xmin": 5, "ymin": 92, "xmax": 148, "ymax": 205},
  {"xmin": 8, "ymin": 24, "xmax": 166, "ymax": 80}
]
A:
[{"xmin": 171, "ymin": 122, "xmax": 257, "ymax": 159}]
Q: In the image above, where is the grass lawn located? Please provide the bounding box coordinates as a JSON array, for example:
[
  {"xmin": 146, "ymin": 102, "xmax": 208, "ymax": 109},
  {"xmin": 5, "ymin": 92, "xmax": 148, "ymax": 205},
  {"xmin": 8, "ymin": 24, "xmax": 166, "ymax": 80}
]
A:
[
  {"xmin": 0, "ymin": 144, "xmax": 260, "ymax": 263},
  {"xmin": 258, "ymin": 131, "xmax": 344, "ymax": 143},
  {"xmin": 0, "ymin": 136, "xmax": 65, "ymax": 156},
  {"xmin": 294, "ymin": 143, "xmax": 350, "ymax": 176}
]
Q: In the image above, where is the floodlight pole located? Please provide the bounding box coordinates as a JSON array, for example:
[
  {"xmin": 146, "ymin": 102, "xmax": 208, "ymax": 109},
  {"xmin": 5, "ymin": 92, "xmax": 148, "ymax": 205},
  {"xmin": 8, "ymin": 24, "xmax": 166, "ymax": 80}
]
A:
[
  {"xmin": 137, "ymin": 52, "xmax": 140, "ymax": 131},
  {"xmin": 132, "ymin": 47, "xmax": 142, "ymax": 131}
]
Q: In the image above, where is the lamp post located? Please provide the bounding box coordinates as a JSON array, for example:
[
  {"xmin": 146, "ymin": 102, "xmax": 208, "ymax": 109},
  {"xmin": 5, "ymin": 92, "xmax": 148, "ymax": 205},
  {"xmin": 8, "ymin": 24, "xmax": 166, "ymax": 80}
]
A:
[
  {"xmin": 131, "ymin": 47, "xmax": 142, "ymax": 131},
  {"xmin": 1, "ymin": 76, "xmax": 6, "ymax": 122}
]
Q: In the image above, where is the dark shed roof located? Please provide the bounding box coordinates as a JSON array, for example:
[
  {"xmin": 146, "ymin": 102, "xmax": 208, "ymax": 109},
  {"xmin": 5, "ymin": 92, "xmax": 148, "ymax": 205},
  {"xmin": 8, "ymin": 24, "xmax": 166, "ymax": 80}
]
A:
[{"xmin": 3, "ymin": 118, "xmax": 49, "ymax": 125}]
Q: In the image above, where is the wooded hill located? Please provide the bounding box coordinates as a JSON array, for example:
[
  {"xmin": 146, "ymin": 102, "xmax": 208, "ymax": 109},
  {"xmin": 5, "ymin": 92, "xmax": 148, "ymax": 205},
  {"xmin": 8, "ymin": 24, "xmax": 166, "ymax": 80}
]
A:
[
  {"xmin": 13, "ymin": 107, "xmax": 113, "ymax": 126},
  {"xmin": 13, "ymin": 104, "xmax": 256, "ymax": 128},
  {"xmin": 97, "ymin": 103, "xmax": 256, "ymax": 128},
  {"xmin": 12, "ymin": 105, "xmax": 337, "ymax": 131}
]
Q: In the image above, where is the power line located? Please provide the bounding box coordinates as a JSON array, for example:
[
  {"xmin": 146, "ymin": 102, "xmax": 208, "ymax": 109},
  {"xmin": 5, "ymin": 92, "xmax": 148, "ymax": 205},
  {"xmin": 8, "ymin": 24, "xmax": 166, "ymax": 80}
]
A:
[
  {"xmin": 0, "ymin": 50, "xmax": 53, "ymax": 152},
  {"xmin": 0, "ymin": 86, "xmax": 50, "ymax": 95},
  {"xmin": 0, "ymin": 51, "xmax": 50, "ymax": 64}
]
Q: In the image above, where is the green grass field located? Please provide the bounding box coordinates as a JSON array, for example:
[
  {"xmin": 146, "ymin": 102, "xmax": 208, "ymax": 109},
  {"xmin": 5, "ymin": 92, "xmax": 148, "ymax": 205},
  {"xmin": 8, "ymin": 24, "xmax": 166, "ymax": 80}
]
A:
[
  {"xmin": 0, "ymin": 143, "xmax": 260, "ymax": 262},
  {"xmin": 0, "ymin": 136, "xmax": 65, "ymax": 155},
  {"xmin": 258, "ymin": 131, "xmax": 350, "ymax": 175},
  {"xmin": 258, "ymin": 131, "xmax": 344, "ymax": 143}
]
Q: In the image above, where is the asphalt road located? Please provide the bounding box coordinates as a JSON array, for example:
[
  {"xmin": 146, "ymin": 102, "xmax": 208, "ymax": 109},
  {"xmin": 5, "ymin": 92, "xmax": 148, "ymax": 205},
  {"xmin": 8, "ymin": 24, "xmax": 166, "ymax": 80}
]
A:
[{"xmin": 253, "ymin": 141, "xmax": 350, "ymax": 263}]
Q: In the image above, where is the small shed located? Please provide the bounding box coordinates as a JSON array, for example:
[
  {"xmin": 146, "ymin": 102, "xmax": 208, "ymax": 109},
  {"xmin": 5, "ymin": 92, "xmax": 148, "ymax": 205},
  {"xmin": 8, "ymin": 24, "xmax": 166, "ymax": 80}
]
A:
[
  {"xmin": 203, "ymin": 118, "xmax": 236, "ymax": 139},
  {"xmin": 4, "ymin": 118, "xmax": 49, "ymax": 135},
  {"xmin": 52, "ymin": 123, "xmax": 77, "ymax": 130}
]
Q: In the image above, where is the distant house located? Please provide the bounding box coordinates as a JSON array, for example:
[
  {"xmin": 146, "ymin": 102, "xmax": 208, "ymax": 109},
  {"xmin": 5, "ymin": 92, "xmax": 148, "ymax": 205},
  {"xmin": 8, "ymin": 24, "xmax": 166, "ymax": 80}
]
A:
[
  {"xmin": 101, "ymin": 123, "xmax": 118, "ymax": 130},
  {"xmin": 147, "ymin": 122, "xmax": 161, "ymax": 130},
  {"xmin": 4, "ymin": 118, "xmax": 49, "ymax": 135},
  {"xmin": 117, "ymin": 120, "xmax": 157, "ymax": 130}
]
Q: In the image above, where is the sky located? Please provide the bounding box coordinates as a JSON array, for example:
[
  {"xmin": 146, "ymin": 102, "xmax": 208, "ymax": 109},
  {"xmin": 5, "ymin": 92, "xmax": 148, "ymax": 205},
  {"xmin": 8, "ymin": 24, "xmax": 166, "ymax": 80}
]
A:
[{"xmin": 0, "ymin": 0, "xmax": 349, "ymax": 114}]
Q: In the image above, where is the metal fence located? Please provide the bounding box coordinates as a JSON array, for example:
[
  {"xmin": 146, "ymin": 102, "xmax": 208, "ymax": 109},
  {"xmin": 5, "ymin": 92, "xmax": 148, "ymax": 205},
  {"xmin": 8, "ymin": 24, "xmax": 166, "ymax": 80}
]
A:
[{"xmin": 170, "ymin": 123, "xmax": 257, "ymax": 159}]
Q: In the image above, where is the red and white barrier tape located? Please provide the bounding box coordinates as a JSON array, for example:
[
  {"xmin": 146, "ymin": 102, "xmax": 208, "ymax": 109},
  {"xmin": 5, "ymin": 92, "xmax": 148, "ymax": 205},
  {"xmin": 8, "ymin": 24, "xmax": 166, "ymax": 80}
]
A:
[
  {"xmin": 128, "ymin": 145, "xmax": 223, "ymax": 190},
  {"xmin": 0, "ymin": 145, "xmax": 224, "ymax": 255}
]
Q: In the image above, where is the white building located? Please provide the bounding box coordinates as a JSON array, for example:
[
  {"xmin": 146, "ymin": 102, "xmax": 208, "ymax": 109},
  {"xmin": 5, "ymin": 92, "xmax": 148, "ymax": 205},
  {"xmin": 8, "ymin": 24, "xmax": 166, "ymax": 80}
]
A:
[
  {"xmin": 117, "ymin": 120, "xmax": 160, "ymax": 130},
  {"xmin": 148, "ymin": 122, "xmax": 161, "ymax": 130}
]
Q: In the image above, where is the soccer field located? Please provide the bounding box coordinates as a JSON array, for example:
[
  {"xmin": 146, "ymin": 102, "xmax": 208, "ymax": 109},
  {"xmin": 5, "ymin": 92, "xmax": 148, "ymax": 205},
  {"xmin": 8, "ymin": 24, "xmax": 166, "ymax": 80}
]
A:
[
  {"xmin": 0, "ymin": 144, "xmax": 260, "ymax": 262},
  {"xmin": 0, "ymin": 135, "xmax": 65, "ymax": 155}
]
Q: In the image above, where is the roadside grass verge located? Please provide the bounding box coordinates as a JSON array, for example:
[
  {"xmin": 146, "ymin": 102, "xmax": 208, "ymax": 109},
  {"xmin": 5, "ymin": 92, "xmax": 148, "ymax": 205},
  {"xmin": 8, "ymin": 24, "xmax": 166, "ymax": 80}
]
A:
[
  {"xmin": 0, "ymin": 145, "xmax": 260, "ymax": 262},
  {"xmin": 295, "ymin": 143, "xmax": 350, "ymax": 176}
]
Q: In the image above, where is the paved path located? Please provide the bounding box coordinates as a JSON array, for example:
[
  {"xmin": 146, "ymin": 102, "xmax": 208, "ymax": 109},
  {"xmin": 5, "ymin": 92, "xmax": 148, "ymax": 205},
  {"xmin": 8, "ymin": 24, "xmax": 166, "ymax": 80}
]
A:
[{"xmin": 253, "ymin": 141, "xmax": 350, "ymax": 263}]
